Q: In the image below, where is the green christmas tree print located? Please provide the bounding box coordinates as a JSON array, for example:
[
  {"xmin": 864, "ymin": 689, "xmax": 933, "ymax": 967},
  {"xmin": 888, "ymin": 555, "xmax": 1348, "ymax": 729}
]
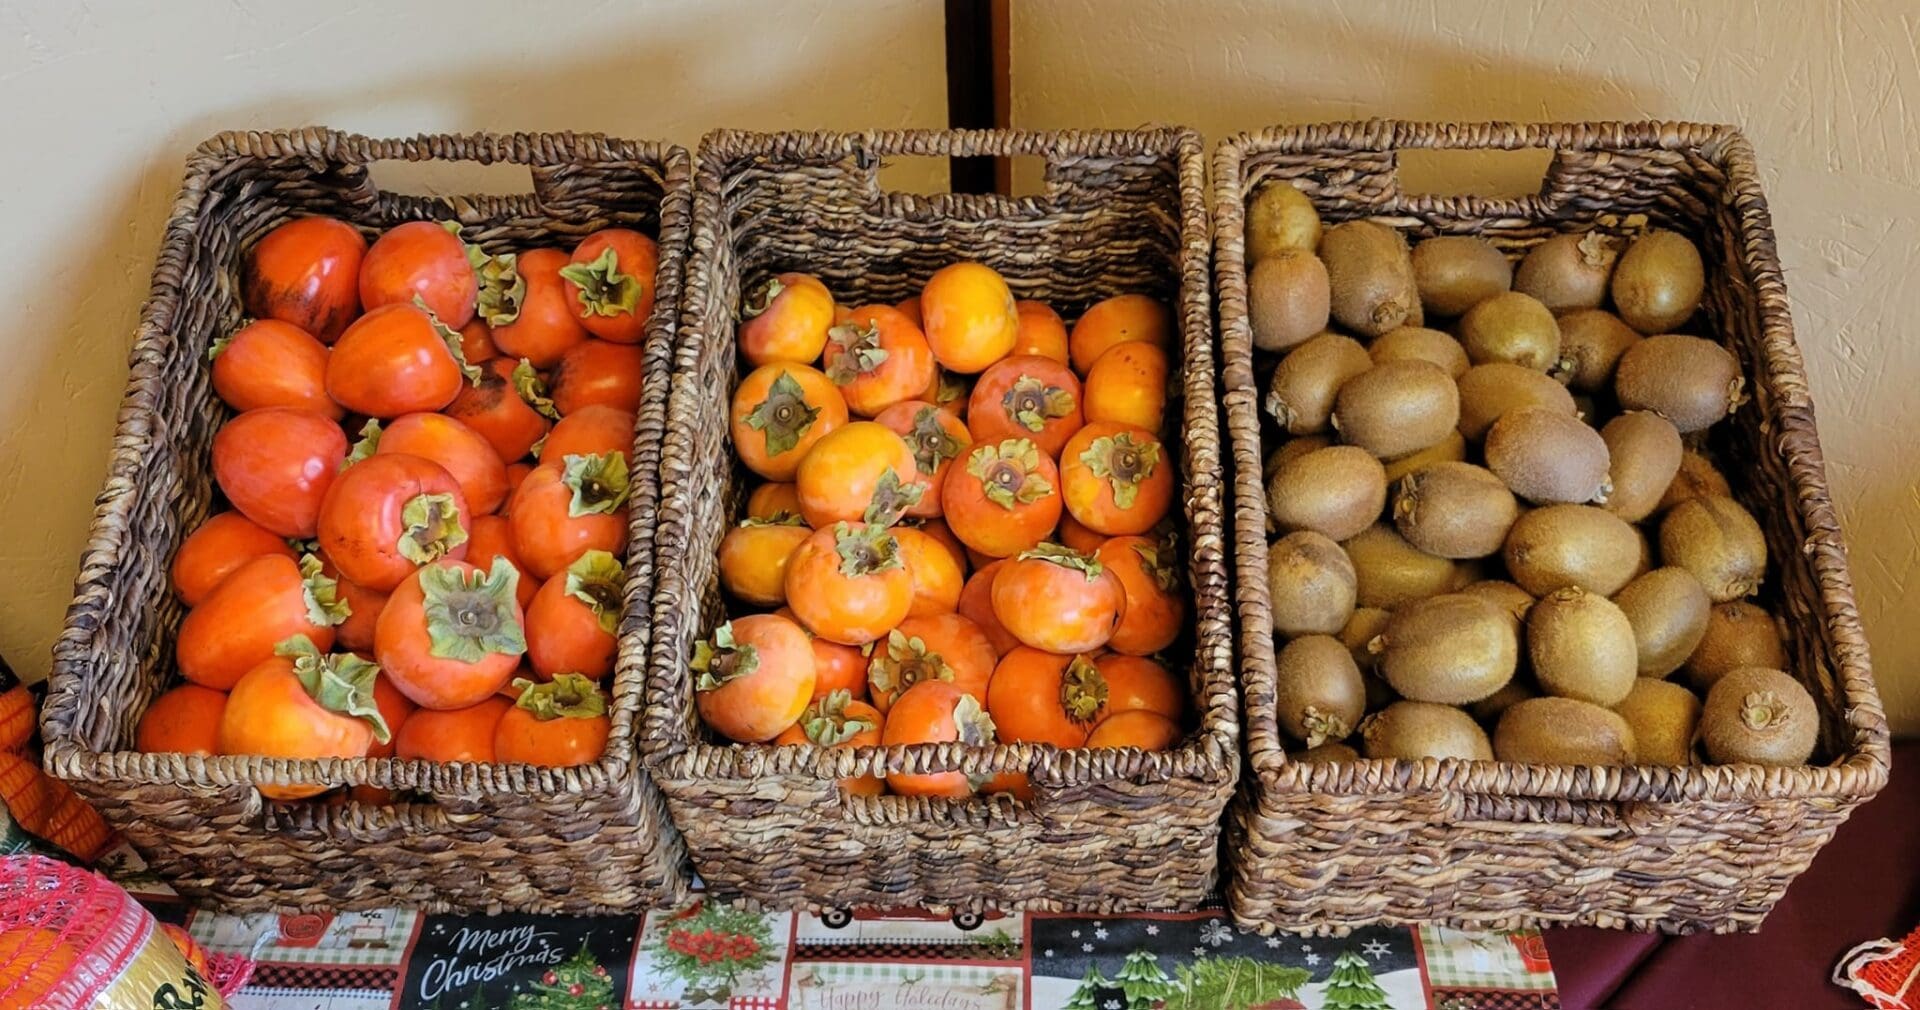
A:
[
  {"xmin": 1167, "ymin": 957, "xmax": 1310, "ymax": 1010},
  {"xmin": 1114, "ymin": 948, "xmax": 1179, "ymax": 1009},
  {"xmin": 1321, "ymin": 948, "xmax": 1391, "ymax": 1010},
  {"xmin": 1064, "ymin": 961, "xmax": 1114, "ymax": 1010},
  {"xmin": 509, "ymin": 943, "xmax": 614, "ymax": 1010}
]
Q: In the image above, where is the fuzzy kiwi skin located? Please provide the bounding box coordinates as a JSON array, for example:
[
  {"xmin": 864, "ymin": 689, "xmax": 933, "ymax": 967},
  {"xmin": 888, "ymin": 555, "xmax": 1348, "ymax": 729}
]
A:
[
  {"xmin": 1268, "ymin": 530, "xmax": 1358, "ymax": 636},
  {"xmin": 1685, "ymin": 602, "xmax": 1789, "ymax": 691},
  {"xmin": 1470, "ymin": 678, "xmax": 1539, "ymax": 724},
  {"xmin": 1339, "ymin": 607, "xmax": 1393, "ymax": 673},
  {"xmin": 1550, "ymin": 309, "xmax": 1642, "ymax": 392},
  {"xmin": 1528, "ymin": 587, "xmax": 1639, "ymax": 706},
  {"xmin": 1460, "ymin": 580, "xmax": 1536, "ymax": 630},
  {"xmin": 1611, "ymin": 229, "xmax": 1706, "ymax": 334},
  {"xmin": 1614, "ymin": 334, "xmax": 1744, "ymax": 433},
  {"xmin": 1484, "ymin": 407, "xmax": 1612, "ymax": 504},
  {"xmin": 1411, "ymin": 236, "xmax": 1513, "ymax": 316},
  {"xmin": 1249, "ymin": 251, "xmax": 1333, "ymax": 353},
  {"xmin": 1294, "ymin": 741, "xmax": 1360, "ymax": 764},
  {"xmin": 1321, "ymin": 220, "xmax": 1423, "ymax": 337},
  {"xmin": 1381, "ymin": 430, "xmax": 1467, "ymax": 483},
  {"xmin": 1502, "ymin": 504, "xmax": 1642, "ymax": 597},
  {"xmin": 1362, "ymin": 701, "xmax": 1493, "ymax": 761},
  {"xmin": 1267, "ymin": 445, "xmax": 1387, "ymax": 542},
  {"xmin": 1494, "ymin": 697, "xmax": 1637, "ymax": 765},
  {"xmin": 1613, "ymin": 567, "xmax": 1712, "ymax": 679},
  {"xmin": 1267, "ymin": 435, "xmax": 1335, "ymax": 477},
  {"xmin": 1274, "ymin": 634, "xmax": 1369, "ymax": 748},
  {"xmin": 1514, "ymin": 231, "xmax": 1621, "ymax": 312},
  {"xmin": 1331, "ymin": 359, "xmax": 1460, "ymax": 459},
  {"xmin": 1456, "ymin": 363, "xmax": 1578, "ymax": 441},
  {"xmin": 1458, "ymin": 292, "xmax": 1562, "ymax": 371},
  {"xmin": 1344, "ymin": 523, "xmax": 1460, "ymax": 609},
  {"xmin": 1599, "ymin": 411, "xmax": 1682, "ymax": 523},
  {"xmin": 1657, "ymin": 450, "xmax": 1732, "ymax": 513},
  {"xmin": 1371, "ymin": 326, "xmax": 1470, "ymax": 378},
  {"xmin": 1660, "ymin": 495, "xmax": 1768, "ymax": 602},
  {"xmin": 1265, "ymin": 332, "xmax": 1371, "ymax": 434},
  {"xmin": 1700, "ymin": 667, "xmax": 1818, "ymax": 766},
  {"xmin": 1392, "ymin": 461, "xmax": 1518, "ymax": 559},
  {"xmin": 1246, "ymin": 182, "xmax": 1322, "ymax": 261},
  {"xmin": 1375, "ymin": 593, "xmax": 1518, "ymax": 704},
  {"xmin": 1613, "ymin": 678, "xmax": 1702, "ymax": 765}
]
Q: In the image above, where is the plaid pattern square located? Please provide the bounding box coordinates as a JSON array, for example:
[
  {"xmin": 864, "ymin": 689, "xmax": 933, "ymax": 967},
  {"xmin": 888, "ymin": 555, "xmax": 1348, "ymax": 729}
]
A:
[
  {"xmin": 1432, "ymin": 986, "xmax": 1563, "ymax": 1010},
  {"xmin": 1420, "ymin": 927, "xmax": 1557, "ymax": 992},
  {"xmin": 189, "ymin": 908, "xmax": 418, "ymax": 966},
  {"xmin": 249, "ymin": 963, "xmax": 402, "ymax": 992}
]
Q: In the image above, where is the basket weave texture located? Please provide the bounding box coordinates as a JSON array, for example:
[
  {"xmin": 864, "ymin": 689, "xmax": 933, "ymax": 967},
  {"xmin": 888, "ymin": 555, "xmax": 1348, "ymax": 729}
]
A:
[
  {"xmin": 1216, "ymin": 120, "xmax": 1891, "ymax": 934},
  {"xmin": 643, "ymin": 128, "xmax": 1239, "ymax": 913},
  {"xmin": 40, "ymin": 128, "xmax": 691, "ymax": 914}
]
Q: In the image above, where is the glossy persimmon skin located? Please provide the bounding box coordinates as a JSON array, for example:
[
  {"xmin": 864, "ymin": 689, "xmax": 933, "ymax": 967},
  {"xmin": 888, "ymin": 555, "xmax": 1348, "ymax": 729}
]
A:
[
  {"xmin": 783, "ymin": 524, "xmax": 913, "ymax": 646},
  {"xmin": 772, "ymin": 697, "xmax": 885, "ymax": 795},
  {"xmin": 990, "ymin": 552, "xmax": 1126, "ymax": 654},
  {"xmin": 550, "ymin": 338, "xmax": 644, "ymax": 415},
  {"xmin": 543, "ymin": 405, "xmax": 635, "ymax": 467},
  {"xmin": 177, "ymin": 554, "xmax": 338, "ymax": 691},
  {"xmin": 823, "ymin": 305, "xmax": 938, "ymax": 418},
  {"xmin": 985, "ymin": 647, "xmax": 1094, "ymax": 748},
  {"xmin": 565, "ymin": 229, "xmax": 657, "ymax": 343},
  {"xmin": 212, "ymin": 407, "xmax": 348, "ymax": 537},
  {"xmin": 367, "ymin": 672, "xmax": 416, "ymax": 757},
  {"xmin": 1068, "ymin": 293, "xmax": 1173, "ymax": 374},
  {"xmin": 464, "ymin": 514, "xmax": 538, "ymax": 609},
  {"xmin": 491, "ymin": 248, "xmax": 588, "ymax": 367},
  {"xmin": 445, "ymin": 357, "xmax": 552, "ymax": 464},
  {"xmin": 1085, "ymin": 709, "xmax": 1181, "ymax": 750},
  {"xmin": 940, "ymin": 441, "xmax": 1062, "ymax": 559},
  {"xmin": 1011, "ymin": 300, "xmax": 1070, "ymax": 364},
  {"xmin": 1059, "ymin": 421, "xmax": 1175, "ymax": 536},
  {"xmin": 495, "ymin": 704, "xmax": 610, "ymax": 766},
  {"xmin": 1083, "ymin": 341, "xmax": 1170, "ymax": 434},
  {"xmin": 1056, "ymin": 513, "xmax": 1105, "ymax": 555},
  {"xmin": 740, "ymin": 272, "xmax": 836, "ymax": 367},
  {"xmin": 955, "ymin": 560, "xmax": 1020, "ymax": 657},
  {"xmin": 894, "ymin": 295, "xmax": 923, "ymax": 327},
  {"xmin": 213, "ymin": 319, "xmax": 342, "ymax": 419},
  {"xmin": 729, "ymin": 363, "xmax": 848, "ymax": 481},
  {"xmin": 776, "ymin": 606, "xmax": 869, "ymax": 702},
  {"xmin": 375, "ymin": 560, "xmax": 524, "ymax": 710},
  {"xmin": 171, "ymin": 511, "xmax": 297, "ymax": 606},
  {"xmin": 880, "ymin": 680, "xmax": 981, "ymax": 798},
  {"xmin": 920, "ymin": 262, "xmax": 1018, "ymax": 374},
  {"xmin": 507, "ymin": 461, "xmax": 628, "ymax": 580},
  {"xmin": 894, "ymin": 526, "xmax": 963, "ymax": 617},
  {"xmin": 795, "ymin": 421, "xmax": 921, "ymax": 528},
  {"xmin": 866, "ymin": 612, "xmax": 996, "ymax": 712},
  {"xmin": 321, "ymin": 555, "xmax": 390, "ymax": 654},
  {"xmin": 218, "ymin": 655, "xmax": 374, "ymax": 799},
  {"xmin": 136, "ymin": 684, "xmax": 228, "ymax": 755},
  {"xmin": 1094, "ymin": 653, "xmax": 1186, "ymax": 722},
  {"xmin": 395, "ymin": 696, "xmax": 513, "ymax": 763},
  {"xmin": 458, "ymin": 319, "xmax": 498, "ymax": 364},
  {"xmin": 524, "ymin": 573, "xmax": 617, "ymax": 681},
  {"xmin": 317, "ymin": 453, "xmax": 471, "ymax": 592},
  {"xmin": 874, "ymin": 400, "xmax": 973, "ymax": 519},
  {"xmin": 746, "ymin": 482, "xmax": 804, "ymax": 521},
  {"xmin": 718, "ymin": 522, "xmax": 810, "ymax": 607},
  {"xmin": 694, "ymin": 613, "xmax": 816, "ymax": 743},
  {"xmin": 378, "ymin": 412, "xmax": 510, "ymax": 515},
  {"xmin": 246, "ymin": 215, "xmax": 366, "ymax": 343},
  {"xmin": 327, "ymin": 303, "xmax": 469, "ymax": 417},
  {"xmin": 1094, "ymin": 535, "xmax": 1185, "ymax": 656},
  {"xmin": 359, "ymin": 220, "xmax": 478, "ymax": 327},
  {"xmin": 966, "ymin": 354, "xmax": 1085, "ymax": 458}
]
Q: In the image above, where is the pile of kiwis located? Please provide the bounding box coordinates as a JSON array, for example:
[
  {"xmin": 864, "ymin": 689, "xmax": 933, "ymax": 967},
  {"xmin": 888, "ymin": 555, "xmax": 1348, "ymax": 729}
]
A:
[{"xmin": 1246, "ymin": 181, "xmax": 1821, "ymax": 770}]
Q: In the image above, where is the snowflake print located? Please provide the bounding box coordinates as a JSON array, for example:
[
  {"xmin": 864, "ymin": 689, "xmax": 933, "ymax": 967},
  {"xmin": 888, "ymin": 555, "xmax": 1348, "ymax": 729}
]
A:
[
  {"xmin": 1094, "ymin": 927, "xmax": 1109, "ymax": 940},
  {"xmin": 1362, "ymin": 939, "xmax": 1393, "ymax": 959},
  {"xmin": 1103, "ymin": 1001, "xmax": 1121, "ymax": 1010},
  {"xmin": 1264, "ymin": 936, "xmax": 1282, "ymax": 948},
  {"xmin": 1192, "ymin": 946, "xmax": 1207, "ymax": 958},
  {"xmin": 1082, "ymin": 942, "xmax": 1094, "ymax": 952},
  {"xmin": 1198, "ymin": 919, "xmax": 1234, "ymax": 947},
  {"xmin": 1071, "ymin": 929, "xmax": 1081, "ymax": 938},
  {"xmin": 1144, "ymin": 924, "xmax": 1160, "ymax": 936},
  {"xmin": 1305, "ymin": 952, "xmax": 1321, "ymax": 966},
  {"xmin": 1044, "ymin": 948, "xmax": 1055, "ymax": 958}
]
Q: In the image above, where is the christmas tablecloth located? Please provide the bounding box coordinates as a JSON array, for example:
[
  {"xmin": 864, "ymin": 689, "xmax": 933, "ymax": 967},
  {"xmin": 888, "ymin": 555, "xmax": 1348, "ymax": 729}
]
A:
[{"xmin": 108, "ymin": 848, "xmax": 1559, "ymax": 1010}]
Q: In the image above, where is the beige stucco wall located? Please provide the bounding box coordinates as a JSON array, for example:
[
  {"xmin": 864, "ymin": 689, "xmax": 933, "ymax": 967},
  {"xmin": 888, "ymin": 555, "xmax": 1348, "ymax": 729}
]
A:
[
  {"xmin": 1012, "ymin": 0, "xmax": 1920, "ymax": 734},
  {"xmin": 0, "ymin": 1, "xmax": 947, "ymax": 682}
]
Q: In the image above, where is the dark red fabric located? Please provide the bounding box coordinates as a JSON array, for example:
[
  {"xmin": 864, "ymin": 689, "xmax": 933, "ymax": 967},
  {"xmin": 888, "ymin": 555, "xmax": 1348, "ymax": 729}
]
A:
[{"xmin": 1548, "ymin": 740, "xmax": 1919, "ymax": 1010}]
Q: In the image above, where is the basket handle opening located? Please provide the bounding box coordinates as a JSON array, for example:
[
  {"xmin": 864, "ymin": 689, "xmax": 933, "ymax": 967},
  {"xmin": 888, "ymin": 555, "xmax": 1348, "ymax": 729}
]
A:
[
  {"xmin": 1392, "ymin": 146, "xmax": 1557, "ymax": 200},
  {"xmin": 361, "ymin": 158, "xmax": 542, "ymax": 201}
]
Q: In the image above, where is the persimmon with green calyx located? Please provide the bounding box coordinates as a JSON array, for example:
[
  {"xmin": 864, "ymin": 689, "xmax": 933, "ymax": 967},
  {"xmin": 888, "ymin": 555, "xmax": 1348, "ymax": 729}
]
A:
[
  {"xmin": 445, "ymin": 357, "xmax": 556, "ymax": 463},
  {"xmin": 730, "ymin": 363, "xmax": 849, "ymax": 481},
  {"xmin": 469, "ymin": 244, "xmax": 526, "ymax": 329},
  {"xmin": 773, "ymin": 689, "xmax": 886, "ymax": 796},
  {"xmin": 376, "ymin": 412, "xmax": 510, "ymax": 515},
  {"xmin": 508, "ymin": 451, "xmax": 631, "ymax": 579},
  {"xmin": 991, "ymin": 543, "xmax": 1127, "ymax": 654},
  {"xmin": 177, "ymin": 553, "xmax": 345, "ymax": 690},
  {"xmin": 464, "ymin": 514, "xmax": 538, "ymax": 609},
  {"xmin": 245, "ymin": 215, "xmax": 365, "ymax": 343},
  {"xmin": 490, "ymin": 248, "xmax": 588, "ymax": 367},
  {"xmin": 170, "ymin": 511, "xmax": 297, "ymax": 606},
  {"xmin": 327, "ymin": 301, "xmax": 480, "ymax": 418},
  {"xmin": 874, "ymin": 400, "xmax": 972, "ymax": 519},
  {"xmin": 1011, "ymin": 299, "xmax": 1070, "ymax": 364},
  {"xmin": 1095, "ymin": 535, "xmax": 1185, "ymax": 656},
  {"xmin": 560, "ymin": 229, "xmax": 657, "ymax": 343},
  {"xmin": 494, "ymin": 674, "xmax": 610, "ymax": 766},
  {"xmin": 1060, "ymin": 421, "xmax": 1175, "ymax": 535},
  {"xmin": 541, "ymin": 404, "xmax": 635, "ymax": 468},
  {"xmin": 317, "ymin": 452, "xmax": 471, "ymax": 592},
  {"xmin": 359, "ymin": 220, "xmax": 479, "ymax": 327},
  {"xmin": 740, "ymin": 272, "xmax": 837, "ymax": 367},
  {"xmin": 986, "ymin": 648, "xmax": 1107, "ymax": 748},
  {"xmin": 526, "ymin": 549, "xmax": 623, "ymax": 681},
  {"xmin": 822, "ymin": 305, "xmax": 938, "ymax": 418},
  {"xmin": 941, "ymin": 438, "xmax": 1063, "ymax": 559},
  {"xmin": 212, "ymin": 406, "xmax": 349, "ymax": 537},
  {"xmin": 783, "ymin": 522, "xmax": 914, "ymax": 646},
  {"xmin": 217, "ymin": 636, "xmax": 390, "ymax": 800},
  {"xmin": 866, "ymin": 614, "xmax": 997, "ymax": 712},
  {"xmin": 966, "ymin": 355, "xmax": 1084, "ymax": 458},
  {"xmin": 375, "ymin": 558, "xmax": 527, "ymax": 710},
  {"xmin": 923, "ymin": 368, "xmax": 972, "ymax": 419},
  {"xmin": 795, "ymin": 421, "xmax": 923, "ymax": 528},
  {"xmin": 775, "ymin": 606, "xmax": 871, "ymax": 702},
  {"xmin": 881, "ymin": 680, "xmax": 996, "ymax": 798},
  {"xmin": 719, "ymin": 514, "xmax": 811, "ymax": 607},
  {"xmin": 210, "ymin": 318, "xmax": 342, "ymax": 418},
  {"xmin": 693, "ymin": 615, "xmax": 816, "ymax": 743}
]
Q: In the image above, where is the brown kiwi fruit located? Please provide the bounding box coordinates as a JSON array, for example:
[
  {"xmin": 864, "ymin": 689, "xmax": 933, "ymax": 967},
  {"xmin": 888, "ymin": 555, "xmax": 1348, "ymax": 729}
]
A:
[
  {"xmin": 1460, "ymin": 580, "xmax": 1536, "ymax": 629},
  {"xmin": 1457, "ymin": 291, "xmax": 1562, "ymax": 371},
  {"xmin": 1330, "ymin": 359, "xmax": 1460, "ymax": 459},
  {"xmin": 1293, "ymin": 741, "xmax": 1360, "ymax": 764},
  {"xmin": 1611, "ymin": 229, "xmax": 1706, "ymax": 334},
  {"xmin": 1267, "ymin": 434, "xmax": 1335, "ymax": 477},
  {"xmin": 1657, "ymin": 450, "xmax": 1733, "ymax": 513},
  {"xmin": 1268, "ymin": 530, "xmax": 1357, "ymax": 636},
  {"xmin": 1274, "ymin": 634, "xmax": 1368, "ymax": 747},
  {"xmin": 1381, "ymin": 430, "xmax": 1467, "ymax": 483},
  {"xmin": 1249, "ymin": 250, "xmax": 1333, "ymax": 353},
  {"xmin": 1267, "ymin": 445, "xmax": 1388, "ymax": 542},
  {"xmin": 1549, "ymin": 309, "xmax": 1642, "ymax": 392},
  {"xmin": 1598, "ymin": 411, "xmax": 1682, "ymax": 523},
  {"xmin": 1246, "ymin": 181, "xmax": 1322, "ymax": 261},
  {"xmin": 1264, "ymin": 332, "xmax": 1371, "ymax": 434},
  {"xmin": 1469, "ymin": 677, "xmax": 1539, "ymax": 724},
  {"xmin": 1339, "ymin": 606, "xmax": 1393, "ymax": 673},
  {"xmin": 1494, "ymin": 697, "xmax": 1637, "ymax": 765},
  {"xmin": 1527, "ymin": 587, "xmax": 1638, "ymax": 706},
  {"xmin": 1513, "ymin": 231, "xmax": 1621, "ymax": 312},
  {"xmin": 1361, "ymin": 701, "xmax": 1493, "ymax": 761},
  {"xmin": 1320, "ymin": 220, "xmax": 1423, "ymax": 337},
  {"xmin": 1370, "ymin": 326, "xmax": 1470, "ymax": 378},
  {"xmin": 1456, "ymin": 363, "xmax": 1578, "ymax": 441},
  {"xmin": 1700, "ymin": 667, "xmax": 1819, "ymax": 766},
  {"xmin": 1612, "ymin": 567, "xmax": 1712, "ymax": 679},
  {"xmin": 1373, "ymin": 593, "xmax": 1518, "ymax": 704},
  {"xmin": 1391, "ymin": 461, "xmax": 1518, "ymax": 559},
  {"xmin": 1614, "ymin": 334, "xmax": 1744, "ymax": 433},
  {"xmin": 1484, "ymin": 407, "xmax": 1612, "ymax": 504},
  {"xmin": 1502, "ymin": 504, "xmax": 1641, "ymax": 597},
  {"xmin": 1659, "ymin": 495, "xmax": 1767, "ymax": 602},
  {"xmin": 1343, "ymin": 523, "xmax": 1460, "ymax": 608},
  {"xmin": 1410, "ymin": 236, "xmax": 1513, "ymax": 316},
  {"xmin": 1685, "ymin": 602, "xmax": 1790, "ymax": 691},
  {"xmin": 1613, "ymin": 678, "xmax": 1702, "ymax": 765}
]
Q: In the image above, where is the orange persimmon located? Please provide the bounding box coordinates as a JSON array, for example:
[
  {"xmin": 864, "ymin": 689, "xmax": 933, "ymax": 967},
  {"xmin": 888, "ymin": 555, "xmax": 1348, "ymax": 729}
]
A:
[
  {"xmin": 894, "ymin": 526, "xmax": 963, "ymax": 617},
  {"xmin": 1083, "ymin": 341, "xmax": 1170, "ymax": 434},
  {"xmin": 967, "ymin": 354, "xmax": 1084, "ymax": 458},
  {"xmin": 136, "ymin": 684, "xmax": 228, "ymax": 755},
  {"xmin": 730, "ymin": 363, "xmax": 848, "ymax": 481},
  {"xmin": 794, "ymin": 421, "xmax": 922, "ymax": 528},
  {"xmin": 693, "ymin": 615, "xmax": 816, "ymax": 743},
  {"xmin": 718, "ymin": 516, "xmax": 811, "ymax": 607},
  {"xmin": 783, "ymin": 522, "xmax": 914, "ymax": 646},
  {"xmin": 494, "ymin": 674, "xmax": 610, "ymax": 766},
  {"xmin": 986, "ymin": 648, "xmax": 1105, "ymax": 748},
  {"xmin": 489, "ymin": 247, "xmax": 589, "ymax": 368},
  {"xmin": 1068, "ymin": 293, "xmax": 1173, "ymax": 374},
  {"xmin": 1086, "ymin": 709, "xmax": 1181, "ymax": 750},
  {"xmin": 1095, "ymin": 535, "xmax": 1185, "ymax": 656},
  {"xmin": 866, "ymin": 613, "xmax": 997, "ymax": 712},
  {"xmin": 990, "ymin": 543, "xmax": 1126, "ymax": 654},
  {"xmin": 1060, "ymin": 422, "xmax": 1175, "ymax": 536},
  {"xmin": 739, "ymin": 272, "xmax": 836, "ymax": 366},
  {"xmin": 940, "ymin": 439, "xmax": 1062, "ymax": 559},
  {"xmin": 1011, "ymin": 300, "xmax": 1070, "ymax": 364},
  {"xmin": 772, "ymin": 689, "xmax": 885, "ymax": 796},
  {"xmin": 822, "ymin": 305, "xmax": 938, "ymax": 418},
  {"xmin": 171, "ymin": 511, "xmax": 298, "ymax": 607},
  {"xmin": 955, "ymin": 559, "xmax": 1020, "ymax": 657},
  {"xmin": 525, "ymin": 549, "xmax": 622, "ymax": 681},
  {"xmin": 920, "ymin": 262, "xmax": 1018, "ymax": 373},
  {"xmin": 881, "ymin": 680, "xmax": 995, "ymax": 798},
  {"xmin": 874, "ymin": 400, "xmax": 971, "ymax": 519}
]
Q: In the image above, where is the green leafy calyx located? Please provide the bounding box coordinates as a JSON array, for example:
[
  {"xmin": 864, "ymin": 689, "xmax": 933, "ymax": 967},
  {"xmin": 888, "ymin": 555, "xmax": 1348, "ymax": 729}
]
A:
[
  {"xmin": 1079, "ymin": 431, "xmax": 1161, "ymax": 510},
  {"xmin": 832, "ymin": 522, "xmax": 905, "ymax": 578},
  {"xmin": 824, "ymin": 320, "xmax": 889, "ymax": 385},
  {"xmin": 1001, "ymin": 375, "xmax": 1076, "ymax": 433},
  {"xmin": 905, "ymin": 406, "xmax": 966, "ymax": 475},
  {"xmin": 512, "ymin": 358, "xmax": 560, "ymax": 420},
  {"xmin": 744, "ymin": 370, "xmax": 823, "ymax": 458},
  {"xmin": 558, "ymin": 246, "xmax": 645, "ymax": 318},
  {"xmin": 297, "ymin": 553, "xmax": 350, "ymax": 627},
  {"xmin": 1132, "ymin": 541, "xmax": 1180, "ymax": 593},
  {"xmin": 413, "ymin": 295, "xmax": 483, "ymax": 384},
  {"xmin": 275, "ymin": 635, "xmax": 390, "ymax": 744},
  {"xmin": 692, "ymin": 621, "xmax": 760, "ymax": 691},
  {"xmin": 797, "ymin": 689, "xmax": 875, "ymax": 746},
  {"xmin": 867, "ymin": 629, "xmax": 955, "ymax": 698},
  {"xmin": 741, "ymin": 276, "xmax": 785, "ymax": 320},
  {"xmin": 562, "ymin": 549, "xmax": 624, "ymax": 636},
  {"xmin": 512, "ymin": 673, "xmax": 607, "ymax": 721},
  {"xmin": 397, "ymin": 492, "xmax": 469, "ymax": 564},
  {"xmin": 861, "ymin": 468, "xmax": 924, "ymax": 527},
  {"xmin": 953, "ymin": 694, "xmax": 996, "ymax": 747},
  {"xmin": 1061, "ymin": 654, "xmax": 1110, "ymax": 724},
  {"xmin": 418, "ymin": 557, "xmax": 527, "ymax": 663},
  {"xmin": 342, "ymin": 418, "xmax": 383, "ymax": 470},
  {"xmin": 1018, "ymin": 542, "xmax": 1105, "ymax": 581},
  {"xmin": 967, "ymin": 439, "xmax": 1053, "ymax": 510},
  {"xmin": 473, "ymin": 249, "xmax": 526, "ymax": 326},
  {"xmin": 559, "ymin": 451, "xmax": 632, "ymax": 517}
]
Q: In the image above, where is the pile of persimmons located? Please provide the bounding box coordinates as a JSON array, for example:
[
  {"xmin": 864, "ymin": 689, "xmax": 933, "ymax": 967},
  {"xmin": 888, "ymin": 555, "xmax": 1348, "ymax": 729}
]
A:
[
  {"xmin": 705, "ymin": 263, "xmax": 1192, "ymax": 799},
  {"xmin": 135, "ymin": 214, "xmax": 657, "ymax": 798}
]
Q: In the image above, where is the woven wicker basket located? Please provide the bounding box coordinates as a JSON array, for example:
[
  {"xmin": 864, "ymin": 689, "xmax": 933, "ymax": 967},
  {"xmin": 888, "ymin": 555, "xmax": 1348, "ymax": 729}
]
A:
[
  {"xmin": 643, "ymin": 128, "xmax": 1238, "ymax": 913},
  {"xmin": 1217, "ymin": 121, "xmax": 1892, "ymax": 934},
  {"xmin": 40, "ymin": 128, "xmax": 690, "ymax": 914}
]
